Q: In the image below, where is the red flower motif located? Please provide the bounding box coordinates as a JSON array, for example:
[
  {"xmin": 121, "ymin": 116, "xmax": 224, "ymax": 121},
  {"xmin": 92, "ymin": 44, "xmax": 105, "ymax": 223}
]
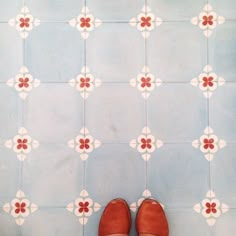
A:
[
  {"xmin": 202, "ymin": 76, "xmax": 214, "ymax": 87},
  {"xmin": 17, "ymin": 139, "xmax": 28, "ymax": 150},
  {"xmin": 140, "ymin": 16, "xmax": 152, "ymax": 27},
  {"xmin": 80, "ymin": 77, "xmax": 90, "ymax": 88},
  {"xmin": 19, "ymin": 18, "xmax": 30, "ymax": 28},
  {"xmin": 18, "ymin": 77, "xmax": 29, "ymax": 88},
  {"xmin": 15, "ymin": 202, "xmax": 26, "ymax": 214},
  {"xmin": 80, "ymin": 17, "xmax": 91, "ymax": 28},
  {"xmin": 202, "ymin": 15, "xmax": 214, "ymax": 26},
  {"xmin": 78, "ymin": 201, "xmax": 89, "ymax": 213},
  {"xmin": 141, "ymin": 77, "xmax": 152, "ymax": 88},
  {"xmin": 141, "ymin": 138, "xmax": 152, "ymax": 149},
  {"xmin": 203, "ymin": 138, "xmax": 214, "ymax": 150},
  {"xmin": 205, "ymin": 202, "xmax": 217, "ymax": 214},
  {"xmin": 79, "ymin": 138, "xmax": 90, "ymax": 150}
]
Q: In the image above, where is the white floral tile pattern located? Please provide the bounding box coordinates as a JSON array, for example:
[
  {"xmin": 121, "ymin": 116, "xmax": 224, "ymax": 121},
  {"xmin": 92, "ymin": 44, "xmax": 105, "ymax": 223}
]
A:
[
  {"xmin": 194, "ymin": 190, "xmax": 229, "ymax": 226},
  {"xmin": 191, "ymin": 4, "xmax": 225, "ymax": 37},
  {"xmin": 3, "ymin": 190, "xmax": 38, "ymax": 226},
  {"xmin": 8, "ymin": 6, "xmax": 40, "ymax": 38},
  {"xmin": 4, "ymin": 127, "xmax": 39, "ymax": 161},
  {"xmin": 192, "ymin": 127, "xmax": 226, "ymax": 161}
]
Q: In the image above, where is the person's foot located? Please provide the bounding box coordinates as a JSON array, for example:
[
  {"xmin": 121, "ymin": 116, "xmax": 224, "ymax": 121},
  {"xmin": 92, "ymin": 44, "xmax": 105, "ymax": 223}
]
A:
[
  {"xmin": 136, "ymin": 199, "xmax": 169, "ymax": 236},
  {"xmin": 98, "ymin": 198, "xmax": 131, "ymax": 236}
]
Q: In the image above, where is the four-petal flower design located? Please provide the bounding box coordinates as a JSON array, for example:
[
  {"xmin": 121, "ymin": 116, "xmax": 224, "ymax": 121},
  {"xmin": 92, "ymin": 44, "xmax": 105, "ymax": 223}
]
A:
[
  {"xmin": 130, "ymin": 66, "xmax": 162, "ymax": 99},
  {"xmin": 130, "ymin": 127, "xmax": 163, "ymax": 161},
  {"xmin": 67, "ymin": 189, "xmax": 101, "ymax": 225},
  {"xmin": 191, "ymin": 4, "xmax": 225, "ymax": 37},
  {"xmin": 68, "ymin": 127, "xmax": 101, "ymax": 161},
  {"xmin": 8, "ymin": 6, "xmax": 40, "ymax": 38},
  {"xmin": 7, "ymin": 66, "xmax": 40, "ymax": 100},
  {"xmin": 192, "ymin": 127, "xmax": 226, "ymax": 161},
  {"xmin": 4, "ymin": 127, "xmax": 39, "ymax": 161},
  {"xmin": 68, "ymin": 66, "xmax": 102, "ymax": 99},
  {"xmin": 129, "ymin": 6, "xmax": 162, "ymax": 38},
  {"xmin": 191, "ymin": 65, "xmax": 225, "ymax": 98},
  {"xmin": 3, "ymin": 190, "xmax": 38, "ymax": 226},
  {"xmin": 193, "ymin": 190, "xmax": 229, "ymax": 226},
  {"xmin": 69, "ymin": 7, "xmax": 102, "ymax": 39}
]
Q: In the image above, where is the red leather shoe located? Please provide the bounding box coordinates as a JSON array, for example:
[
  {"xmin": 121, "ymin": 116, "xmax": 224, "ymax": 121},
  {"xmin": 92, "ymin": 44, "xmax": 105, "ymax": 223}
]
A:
[
  {"xmin": 98, "ymin": 199, "xmax": 131, "ymax": 236},
  {"xmin": 136, "ymin": 199, "xmax": 169, "ymax": 236}
]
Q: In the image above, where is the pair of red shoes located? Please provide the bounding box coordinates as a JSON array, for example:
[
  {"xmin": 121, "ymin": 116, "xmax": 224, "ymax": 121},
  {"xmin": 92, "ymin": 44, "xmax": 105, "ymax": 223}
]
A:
[{"xmin": 99, "ymin": 198, "xmax": 169, "ymax": 236}]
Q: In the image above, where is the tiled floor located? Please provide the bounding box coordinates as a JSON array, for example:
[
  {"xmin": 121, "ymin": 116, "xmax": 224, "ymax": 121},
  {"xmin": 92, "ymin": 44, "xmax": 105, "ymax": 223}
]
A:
[{"xmin": 0, "ymin": 0, "xmax": 235, "ymax": 235}]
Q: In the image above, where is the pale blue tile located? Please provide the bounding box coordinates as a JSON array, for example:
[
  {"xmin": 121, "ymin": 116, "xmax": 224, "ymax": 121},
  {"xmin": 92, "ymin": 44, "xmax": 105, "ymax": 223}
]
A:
[
  {"xmin": 86, "ymin": 0, "xmax": 144, "ymax": 22},
  {"xmin": 24, "ymin": 83, "xmax": 84, "ymax": 143},
  {"xmin": 147, "ymin": 22, "xmax": 207, "ymax": 82},
  {"xmin": 0, "ymin": 24, "xmax": 23, "ymax": 82},
  {"xmin": 24, "ymin": 0, "xmax": 84, "ymax": 21},
  {"xmin": 209, "ymin": 21, "xmax": 236, "ymax": 82},
  {"xmin": 0, "ymin": 0, "xmax": 22, "ymax": 21},
  {"xmin": 85, "ymin": 144, "xmax": 146, "ymax": 206},
  {"xmin": 25, "ymin": 23, "xmax": 84, "ymax": 82},
  {"xmin": 21, "ymin": 208, "xmax": 83, "ymax": 236},
  {"xmin": 86, "ymin": 23, "xmax": 145, "ymax": 82},
  {"xmin": 23, "ymin": 143, "xmax": 84, "ymax": 207},
  {"xmin": 0, "ymin": 212, "xmax": 21, "ymax": 236},
  {"xmin": 147, "ymin": 144, "xmax": 210, "ymax": 208},
  {"xmin": 147, "ymin": 83, "xmax": 208, "ymax": 142},
  {"xmin": 209, "ymin": 83, "xmax": 236, "ymax": 142},
  {"xmin": 85, "ymin": 83, "xmax": 146, "ymax": 143}
]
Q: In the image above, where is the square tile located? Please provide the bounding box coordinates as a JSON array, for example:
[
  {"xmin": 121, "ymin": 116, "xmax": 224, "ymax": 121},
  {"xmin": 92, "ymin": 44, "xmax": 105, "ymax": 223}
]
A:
[
  {"xmin": 25, "ymin": 23, "xmax": 84, "ymax": 82},
  {"xmin": 0, "ymin": 147, "xmax": 20, "ymax": 207},
  {"xmin": 209, "ymin": 21, "xmax": 236, "ymax": 82},
  {"xmin": 211, "ymin": 145, "xmax": 236, "ymax": 208},
  {"xmin": 0, "ymin": 84, "xmax": 23, "ymax": 141},
  {"xmin": 0, "ymin": 1, "xmax": 22, "ymax": 21},
  {"xmin": 0, "ymin": 24, "xmax": 23, "ymax": 82},
  {"xmin": 24, "ymin": 0, "xmax": 84, "ymax": 21},
  {"xmin": 147, "ymin": 22, "xmax": 207, "ymax": 82},
  {"xmin": 147, "ymin": 144, "xmax": 210, "ymax": 208},
  {"xmin": 23, "ymin": 143, "xmax": 84, "ymax": 207},
  {"xmin": 21, "ymin": 208, "xmax": 83, "ymax": 236},
  {"xmin": 165, "ymin": 209, "xmax": 211, "ymax": 236},
  {"xmin": 86, "ymin": 23, "xmax": 145, "ymax": 82},
  {"xmin": 85, "ymin": 83, "xmax": 146, "ymax": 143},
  {"xmin": 147, "ymin": 0, "xmax": 207, "ymax": 21},
  {"xmin": 85, "ymin": 144, "xmax": 146, "ymax": 206},
  {"xmin": 147, "ymin": 83, "xmax": 208, "ymax": 142},
  {"xmin": 86, "ymin": 0, "xmax": 144, "ymax": 22},
  {"xmin": 209, "ymin": 83, "xmax": 236, "ymax": 142},
  {"xmin": 0, "ymin": 212, "xmax": 21, "ymax": 236},
  {"xmin": 24, "ymin": 83, "xmax": 84, "ymax": 143}
]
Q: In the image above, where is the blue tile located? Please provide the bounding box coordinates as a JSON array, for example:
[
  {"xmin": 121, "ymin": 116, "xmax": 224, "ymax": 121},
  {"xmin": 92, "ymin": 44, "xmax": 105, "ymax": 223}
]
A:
[
  {"xmin": 24, "ymin": 83, "xmax": 84, "ymax": 143},
  {"xmin": 23, "ymin": 143, "xmax": 84, "ymax": 207},
  {"xmin": 209, "ymin": 21, "xmax": 236, "ymax": 82},
  {"xmin": 0, "ymin": 147, "xmax": 20, "ymax": 207},
  {"xmin": 86, "ymin": 23, "xmax": 145, "ymax": 82},
  {"xmin": 147, "ymin": 22, "xmax": 207, "ymax": 82},
  {"xmin": 147, "ymin": 144, "xmax": 210, "ymax": 208},
  {"xmin": 86, "ymin": 0, "xmax": 144, "ymax": 22},
  {"xmin": 211, "ymin": 145, "xmax": 236, "ymax": 208},
  {"xmin": 166, "ymin": 209, "xmax": 211, "ymax": 236},
  {"xmin": 21, "ymin": 208, "xmax": 83, "ymax": 236},
  {"xmin": 147, "ymin": 83, "xmax": 208, "ymax": 142},
  {"xmin": 24, "ymin": 0, "xmax": 84, "ymax": 21},
  {"xmin": 0, "ymin": 1, "xmax": 22, "ymax": 21},
  {"xmin": 209, "ymin": 83, "xmax": 236, "ymax": 142},
  {"xmin": 0, "ymin": 24, "xmax": 23, "ymax": 82},
  {"xmin": 85, "ymin": 144, "xmax": 146, "ymax": 206},
  {"xmin": 25, "ymin": 23, "xmax": 84, "ymax": 82},
  {"xmin": 147, "ymin": 0, "xmax": 207, "ymax": 21},
  {"xmin": 0, "ymin": 212, "xmax": 21, "ymax": 236},
  {"xmin": 85, "ymin": 83, "xmax": 146, "ymax": 143},
  {"xmin": 0, "ymin": 84, "xmax": 23, "ymax": 141}
]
